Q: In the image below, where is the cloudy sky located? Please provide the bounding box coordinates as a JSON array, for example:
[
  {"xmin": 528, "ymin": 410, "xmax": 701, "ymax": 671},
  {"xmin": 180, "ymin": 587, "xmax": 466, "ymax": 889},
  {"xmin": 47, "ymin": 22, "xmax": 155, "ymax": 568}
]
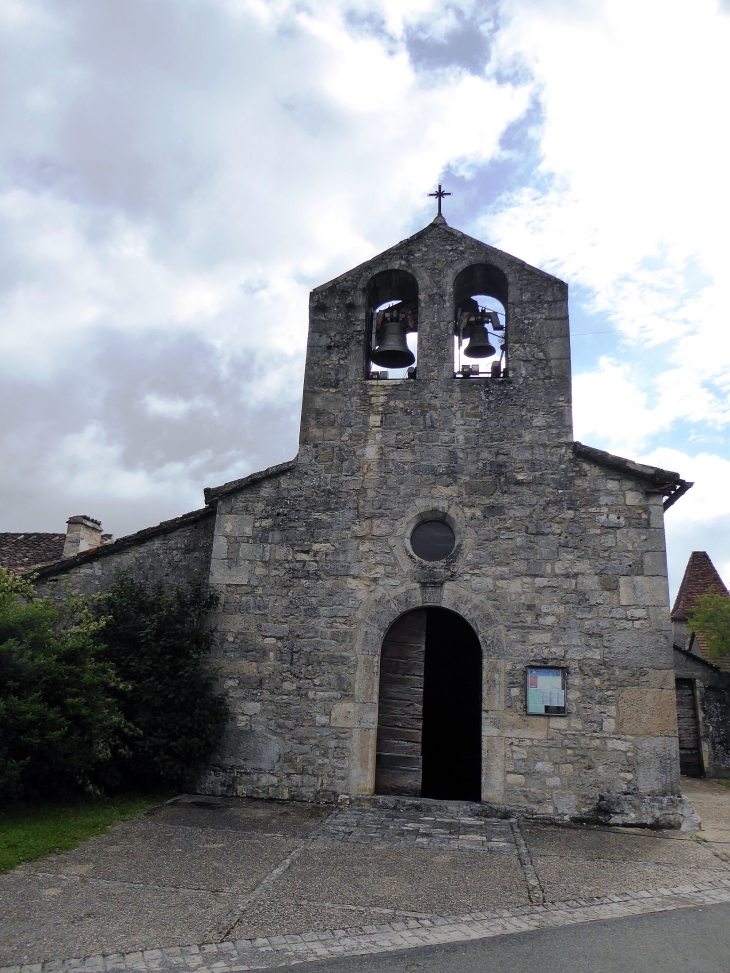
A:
[{"xmin": 1, "ymin": 0, "xmax": 729, "ymax": 597}]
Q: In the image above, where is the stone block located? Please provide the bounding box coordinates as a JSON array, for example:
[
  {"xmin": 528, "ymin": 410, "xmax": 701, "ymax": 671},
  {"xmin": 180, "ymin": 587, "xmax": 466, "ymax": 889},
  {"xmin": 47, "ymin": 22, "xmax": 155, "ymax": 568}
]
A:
[
  {"xmin": 603, "ymin": 629, "xmax": 672, "ymax": 669},
  {"xmin": 597, "ymin": 514, "xmax": 624, "ymax": 528},
  {"xmin": 218, "ymin": 514, "xmax": 254, "ymax": 537},
  {"xmin": 237, "ymin": 543, "xmax": 267, "ymax": 561},
  {"xmin": 619, "ymin": 576, "xmax": 669, "ymax": 607},
  {"xmin": 354, "ymin": 654, "xmax": 379, "ymax": 704},
  {"xmin": 501, "ymin": 712, "xmax": 549, "ymax": 739},
  {"xmin": 482, "ymin": 736, "xmax": 505, "ymax": 803},
  {"xmin": 354, "ymin": 702, "xmax": 377, "ymax": 729},
  {"xmin": 213, "ymin": 727, "xmax": 282, "ymax": 771},
  {"xmin": 212, "ymin": 534, "xmax": 228, "ymax": 559},
  {"xmin": 643, "ymin": 552, "xmax": 667, "ymax": 576},
  {"xmin": 554, "ymin": 790, "xmax": 578, "ymax": 815},
  {"xmin": 261, "ymin": 623, "xmax": 289, "ymax": 638},
  {"xmin": 636, "ymin": 735, "xmax": 681, "ymax": 795},
  {"xmin": 617, "ymin": 689, "xmax": 678, "ymax": 736},
  {"xmin": 482, "ymin": 659, "xmax": 505, "ymax": 712},
  {"xmin": 330, "ymin": 701, "xmax": 355, "ymax": 727},
  {"xmin": 349, "ymin": 726, "xmax": 377, "ymax": 794},
  {"xmin": 647, "ymin": 669, "xmax": 675, "ymax": 689},
  {"xmin": 649, "ymin": 505, "xmax": 665, "ymax": 529},
  {"xmin": 209, "ymin": 559, "xmax": 251, "ymax": 585}
]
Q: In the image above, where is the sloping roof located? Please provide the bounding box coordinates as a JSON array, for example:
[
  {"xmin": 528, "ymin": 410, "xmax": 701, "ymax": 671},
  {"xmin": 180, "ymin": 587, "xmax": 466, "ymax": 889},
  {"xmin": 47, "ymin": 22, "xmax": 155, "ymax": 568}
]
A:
[
  {"xmin": 204, "ymin": 459, "xmax": 297, "ymax": 504},
  {"xmin": 673, "ymin": 642, "xmax": 728, "ymax": 674},
  {"xmin": 29, "ymin": 506, "xmax": 214, "ymax": 581},
  {"xmin": 573, "ymin": 442, "xmax": 693, "ymax": 511},
  {"xmin": 312, "ymin": 215, "xmax": 565, "ymax": 294},
  {"xmin": 25, "ymin": 460, "xmax": 294, "ymax": 580},
  {"xmin": 671, "ymin": 551, "xmax": 729, "ymax": 621},
  {"xmin": 0, "ymin": 533, "xmax": 66, "ymax": 573}
]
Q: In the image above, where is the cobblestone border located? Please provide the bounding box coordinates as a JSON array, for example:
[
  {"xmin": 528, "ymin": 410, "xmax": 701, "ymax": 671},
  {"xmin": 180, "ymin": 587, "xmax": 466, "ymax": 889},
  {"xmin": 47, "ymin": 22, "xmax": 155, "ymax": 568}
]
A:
[
  {"xmin": 6, "ymin": 878, "xmax": 730, "ymax": 973},
  {"xmin": 509, "ymin": 818, "xmax": 544, "ymax": 904}
]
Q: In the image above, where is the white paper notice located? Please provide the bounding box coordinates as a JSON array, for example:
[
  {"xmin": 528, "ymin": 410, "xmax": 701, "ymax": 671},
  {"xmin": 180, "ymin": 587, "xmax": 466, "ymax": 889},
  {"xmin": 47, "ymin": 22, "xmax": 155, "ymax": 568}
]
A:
[{"xmin": 526, "ymin": 668, "xmax": 565, "ymax": 714}]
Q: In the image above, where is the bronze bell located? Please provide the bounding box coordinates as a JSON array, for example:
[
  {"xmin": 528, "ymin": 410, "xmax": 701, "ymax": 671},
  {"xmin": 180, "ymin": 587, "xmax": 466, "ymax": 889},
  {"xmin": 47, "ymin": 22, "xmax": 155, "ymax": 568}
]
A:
[
  {"xmin": 371, "ymin": 310, "xmax": 415, "ymax": 368},
  {"xmin": 463, "ymin": 313, "xmax": 496, "ymax": 359}
]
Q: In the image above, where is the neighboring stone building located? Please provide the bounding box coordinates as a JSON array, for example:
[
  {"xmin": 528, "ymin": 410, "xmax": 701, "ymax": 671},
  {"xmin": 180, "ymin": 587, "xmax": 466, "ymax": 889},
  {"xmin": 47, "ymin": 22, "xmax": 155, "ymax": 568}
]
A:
[
  {"xmin": 671, "ymin": 551, "xmax": 729, "ymax": 660},
  {"xmin": 672, "ymin": 551, "xmax": 730, "ymax": 778},
  {"xmin": 30, "ymin": 215, "xmax": 697, "ymax": 826},
  {"xmin": 0, "ymin": 515, "xmax": 112, "ymax": 574}
]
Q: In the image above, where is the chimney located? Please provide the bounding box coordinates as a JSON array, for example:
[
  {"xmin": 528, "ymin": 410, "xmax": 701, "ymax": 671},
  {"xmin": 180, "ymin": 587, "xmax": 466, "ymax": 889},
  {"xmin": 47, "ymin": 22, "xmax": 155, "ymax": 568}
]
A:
[{"xmin": 63, "ymin": 515, "xmax": 103, "ymax": 559}]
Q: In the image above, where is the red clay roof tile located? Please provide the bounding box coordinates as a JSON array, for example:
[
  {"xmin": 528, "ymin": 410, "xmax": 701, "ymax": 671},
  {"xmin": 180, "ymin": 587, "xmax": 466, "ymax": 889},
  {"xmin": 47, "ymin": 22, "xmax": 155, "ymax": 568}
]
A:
[{"xmin": 671, "ymin": 551, "xmax": 729, "ymax": 621}]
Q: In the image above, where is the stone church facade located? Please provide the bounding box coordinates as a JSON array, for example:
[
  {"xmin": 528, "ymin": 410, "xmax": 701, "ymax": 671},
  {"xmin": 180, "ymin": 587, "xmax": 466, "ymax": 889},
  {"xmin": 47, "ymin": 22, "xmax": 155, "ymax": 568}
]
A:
[{"xmin": 33, "ymin": 215, "xmax": 694, "ymax": 826}]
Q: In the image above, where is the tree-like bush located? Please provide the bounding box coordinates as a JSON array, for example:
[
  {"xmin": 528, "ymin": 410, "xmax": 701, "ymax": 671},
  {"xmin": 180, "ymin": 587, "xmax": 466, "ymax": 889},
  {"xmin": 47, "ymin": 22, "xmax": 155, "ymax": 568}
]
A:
[
  {"xmin": 95, "ymin": 574, "xmax": 227, "ymax": 792},
  {"xmin": 688, "ymin": 590, "xmax": 730, "ymax": 663},
  {"xmin": 0, "ymin": 569, "xmax": 126, "ymax": 801}
]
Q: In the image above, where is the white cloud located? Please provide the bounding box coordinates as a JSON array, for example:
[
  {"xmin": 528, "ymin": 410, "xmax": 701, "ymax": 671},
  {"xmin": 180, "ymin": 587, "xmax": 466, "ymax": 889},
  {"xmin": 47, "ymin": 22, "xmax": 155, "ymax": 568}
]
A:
[
  {"xmin": 486, "ymin": 0, "xmax": 730, "ymax": 422},
  {"xmin": 641, "ymin": 447, "xmax": 730, "ymax": 596},
  {"xmin": 644, "ymin": 448, "xmax": 730, "ymax": 526},
  {"xmin": 0, "ymin": 0, "xmax": 530, "ymax": 385},
  {"xmin": 47, "ymin": 421, "xmax": 208, "ymax": 506},
  {"xmin": 142, "ymin": 393, "xmax": 212, "ymax": 420},
  {"xmin": 1, "ymin": 0, "xmax": 729, "ymax": 591},
  {"xmin": 573, "ymin": 355, "xmax": 730, "ymax": 456},
  {"xmin": 475, "ymin": 0, "xmax": 730, "ymax": 593},
  {"xmin": 573, "ymin": 357, "xmax": 667, "ymax": 454}
]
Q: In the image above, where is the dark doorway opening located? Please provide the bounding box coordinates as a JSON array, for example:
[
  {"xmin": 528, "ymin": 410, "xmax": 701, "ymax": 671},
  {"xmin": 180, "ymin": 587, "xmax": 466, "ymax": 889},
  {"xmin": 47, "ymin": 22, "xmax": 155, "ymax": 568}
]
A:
[
  {"xmin": 675, "ymin": 678, "xmax": 704, "ymax": 777},
  {"xmin": 421, "ymin": 609, "xmax": 482, "ymax": 801},
  {"xmin": 374, "ymin": 607, "xmax": 482, "ymax": 802}
]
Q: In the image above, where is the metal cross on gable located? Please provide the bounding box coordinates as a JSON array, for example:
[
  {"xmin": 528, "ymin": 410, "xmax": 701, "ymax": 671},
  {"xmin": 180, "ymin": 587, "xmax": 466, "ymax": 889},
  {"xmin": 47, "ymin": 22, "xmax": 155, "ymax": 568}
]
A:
[{"xmin": 428, "ymin": 184, "xmax": 451, "ymax": 217}]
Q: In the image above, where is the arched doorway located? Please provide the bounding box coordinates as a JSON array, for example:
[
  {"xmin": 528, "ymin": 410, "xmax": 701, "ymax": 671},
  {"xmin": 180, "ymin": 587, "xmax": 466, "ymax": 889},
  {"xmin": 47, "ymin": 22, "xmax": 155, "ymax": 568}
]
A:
[{"xmin": 374, "ymin": 607, "xmax": 482, "ymax": 801}]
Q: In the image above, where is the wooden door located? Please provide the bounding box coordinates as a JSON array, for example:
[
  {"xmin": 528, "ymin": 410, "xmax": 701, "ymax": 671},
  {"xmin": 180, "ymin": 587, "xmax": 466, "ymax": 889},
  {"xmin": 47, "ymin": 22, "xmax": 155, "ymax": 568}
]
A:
[
  {"xmin": 675, "ymin": 678, "xmax": 703, "ymax": 777},
  {"xmin": 375, "ymin": 610, "xmax": 426, "ymax": 796}
]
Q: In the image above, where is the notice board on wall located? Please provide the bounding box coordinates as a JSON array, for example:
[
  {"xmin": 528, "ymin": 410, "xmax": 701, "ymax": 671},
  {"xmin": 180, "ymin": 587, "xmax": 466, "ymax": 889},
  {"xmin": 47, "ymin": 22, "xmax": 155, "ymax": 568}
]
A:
[{"xmin": 526, "ymin": 667, "xmax": 566, "ymax": 715}]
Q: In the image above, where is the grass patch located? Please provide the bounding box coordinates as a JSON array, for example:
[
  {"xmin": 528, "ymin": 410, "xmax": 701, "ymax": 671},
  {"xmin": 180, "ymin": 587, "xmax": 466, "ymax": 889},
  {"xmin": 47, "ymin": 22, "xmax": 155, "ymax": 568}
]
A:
[{"xmin": 0, "ymin": 795, "xmax": 168, "ymax": 874}]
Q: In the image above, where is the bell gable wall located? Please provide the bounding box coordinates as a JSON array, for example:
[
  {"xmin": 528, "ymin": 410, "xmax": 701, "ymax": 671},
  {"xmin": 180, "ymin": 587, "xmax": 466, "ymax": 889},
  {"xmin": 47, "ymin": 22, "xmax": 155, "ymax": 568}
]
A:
[{"xmin": 198, "ymin": 221, "xmax": 690, "ymax": 826}]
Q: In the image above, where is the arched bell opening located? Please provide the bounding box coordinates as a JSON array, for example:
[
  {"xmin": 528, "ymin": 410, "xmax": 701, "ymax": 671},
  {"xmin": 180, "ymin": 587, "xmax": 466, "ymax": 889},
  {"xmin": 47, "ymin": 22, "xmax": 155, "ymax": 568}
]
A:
[
  {"xmin": 453, "ymin": 264, "xmax": 508, "ymax": 380},
  {"xmin": 374, "ymin": 607, "xmax": 482, "ymax": 801},
  {"xmin": 366, "ymin": 269, "xmax": 419, "ymax": 381}
]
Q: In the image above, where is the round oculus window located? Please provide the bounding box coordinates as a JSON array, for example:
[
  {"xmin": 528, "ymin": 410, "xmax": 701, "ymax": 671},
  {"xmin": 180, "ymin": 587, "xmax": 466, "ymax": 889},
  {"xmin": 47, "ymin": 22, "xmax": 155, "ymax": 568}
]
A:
[{"xmin": 410, "ymin": 520, "xmax": 455, "ymax": 561}]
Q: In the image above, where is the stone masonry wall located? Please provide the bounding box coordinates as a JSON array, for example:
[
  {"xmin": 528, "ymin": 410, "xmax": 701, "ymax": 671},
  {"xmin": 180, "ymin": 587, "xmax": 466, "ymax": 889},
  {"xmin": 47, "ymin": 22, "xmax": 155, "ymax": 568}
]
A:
[
  {"xmin": 674, "ymin": 648, "xmax": 730, "ymax": 778},
  {"xmin": 198, "ymin": 220, "xmax": 682, "ymax": 823},
  {"xmin": 33, "ymin": 509, "xmax": 215, "ymax": 599}
]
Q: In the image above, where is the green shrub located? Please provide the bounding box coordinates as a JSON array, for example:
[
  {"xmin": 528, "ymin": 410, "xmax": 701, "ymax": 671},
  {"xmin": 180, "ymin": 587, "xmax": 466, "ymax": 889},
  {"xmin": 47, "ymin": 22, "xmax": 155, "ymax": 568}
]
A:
[
  {"xmin": 0, "ymin": 570, "xmax": 126, "ymax": 801},
  {"xmin": 688, "ymin": 590, "xmax": 730, "ymax": 663},
  {"xmin": 95, "ymin": 574, "xmax": 227, "ymax": 792}
]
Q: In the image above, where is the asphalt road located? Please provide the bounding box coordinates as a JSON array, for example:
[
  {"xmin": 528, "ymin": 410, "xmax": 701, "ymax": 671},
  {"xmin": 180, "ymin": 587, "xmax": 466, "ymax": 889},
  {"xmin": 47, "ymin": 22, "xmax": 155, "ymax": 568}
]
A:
[{"xmin": 300, "ymin": 902, "xmax": 730, "ymax": 973}]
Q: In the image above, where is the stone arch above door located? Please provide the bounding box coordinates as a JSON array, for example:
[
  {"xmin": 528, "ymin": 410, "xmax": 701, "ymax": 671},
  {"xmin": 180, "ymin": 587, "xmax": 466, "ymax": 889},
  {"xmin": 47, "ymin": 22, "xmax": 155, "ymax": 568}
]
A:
[
  {"xmin": 347, "ymin": 582, "xmax": 506, "ymax": 796},
  {"xmin": 374, "ymin": 606, "xmax": 482, "ymax": 801}
]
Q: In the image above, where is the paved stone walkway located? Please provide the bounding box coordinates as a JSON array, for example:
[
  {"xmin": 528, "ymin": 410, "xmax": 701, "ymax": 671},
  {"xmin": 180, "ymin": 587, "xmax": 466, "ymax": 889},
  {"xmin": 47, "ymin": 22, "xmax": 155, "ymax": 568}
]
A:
[
  {"xmin": 7, "ymin": 879, "xmax": 730, "ymax": 973},
  {"xmin": 320, "ymin": 806, "xmax": 515, "ymax": 851},
  {"xmin": 2, "ymin": 779, "xmax": 729, "ymax": 971}
]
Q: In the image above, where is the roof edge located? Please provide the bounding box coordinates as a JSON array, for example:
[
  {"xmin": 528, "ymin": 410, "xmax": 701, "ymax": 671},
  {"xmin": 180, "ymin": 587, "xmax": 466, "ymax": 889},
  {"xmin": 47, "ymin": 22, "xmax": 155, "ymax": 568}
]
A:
[
  {"xmin": 673, "ymin": 644, "xmax": 730, "ymax": 676},
  {"xmin": 203, "ymin": 458, "xmax": 297, "ymax": 504},
  {"xmin": 312, "ymin": 219, "xmax": 565, "ymax": 295},
  {"xmin": 28, "ymin": 506, "xmax": 215, "ymax": 581},
  {"xmin": 671, "ymin": 550, "xmax": 729, "ymax": 619},
  {"xmin": 573, "ymin": 442, "xmax": 693, "ymax": 511}
]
